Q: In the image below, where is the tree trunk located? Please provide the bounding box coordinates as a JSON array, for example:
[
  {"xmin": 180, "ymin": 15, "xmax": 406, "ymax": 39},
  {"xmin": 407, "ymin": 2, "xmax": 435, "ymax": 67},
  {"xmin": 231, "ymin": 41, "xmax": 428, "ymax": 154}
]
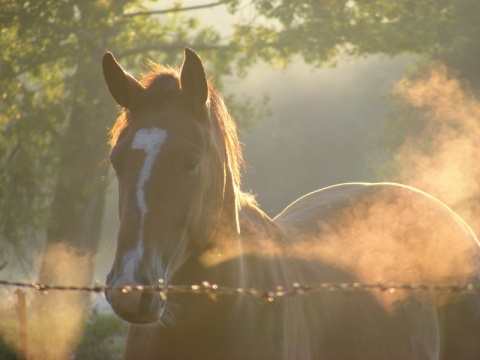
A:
[{"xmin": 32, "ymin": 48, "xmax": 116, "ymax": 359}]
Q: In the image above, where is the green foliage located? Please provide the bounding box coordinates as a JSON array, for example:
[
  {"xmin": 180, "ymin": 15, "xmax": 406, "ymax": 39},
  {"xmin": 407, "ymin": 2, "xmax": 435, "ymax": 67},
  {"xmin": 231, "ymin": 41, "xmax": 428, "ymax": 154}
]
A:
[
  {"xmin": 0, "ymin": 1, "xmax": 72, "ymax": 246},
  {"xmin": 0, "ymin": 335, "xmax": 18, "ymax": 360},
  {"xmin": 74, "ymin": 310, "xmax": 128, "ymax": 360},
  {"xmin": 225, "ymin": 93, "xmax": 272, "ymax": 132},
  {"xmin": 0, "ymin": 0, "xmax": 253, "ymax": 251},
  {"xmin": 231, "ymin": 0, "xmax": 476, "ymax": 68}
]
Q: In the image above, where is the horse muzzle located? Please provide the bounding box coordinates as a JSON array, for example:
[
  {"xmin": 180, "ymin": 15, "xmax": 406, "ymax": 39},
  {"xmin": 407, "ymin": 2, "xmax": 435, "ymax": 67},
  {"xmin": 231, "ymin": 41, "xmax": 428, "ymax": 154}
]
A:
[{"xmin": 105, "ymin": 259, "xmax": 166, "ymax": 324}]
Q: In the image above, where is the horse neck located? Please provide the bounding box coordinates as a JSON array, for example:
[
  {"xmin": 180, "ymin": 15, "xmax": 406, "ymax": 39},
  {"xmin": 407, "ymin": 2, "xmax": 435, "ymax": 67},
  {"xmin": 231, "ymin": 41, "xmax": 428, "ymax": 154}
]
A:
[
  {"xmin": 209, "ymin": 195, "xmax": 296, "ymax": 288},
  {"xmin": 174, "ymin": 193, "xmax": 298, "ymax": 297},
  {"xmin": 237, "ymin": 197, "xmax": 286, "ymax": 246}
]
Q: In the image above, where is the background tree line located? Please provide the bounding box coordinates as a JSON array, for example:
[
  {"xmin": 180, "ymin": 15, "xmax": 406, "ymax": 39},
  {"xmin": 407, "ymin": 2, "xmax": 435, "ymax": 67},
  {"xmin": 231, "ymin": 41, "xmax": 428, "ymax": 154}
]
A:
[{"xmin": 1, "ymin": 0, "xmax": 478, "ymax": 268}]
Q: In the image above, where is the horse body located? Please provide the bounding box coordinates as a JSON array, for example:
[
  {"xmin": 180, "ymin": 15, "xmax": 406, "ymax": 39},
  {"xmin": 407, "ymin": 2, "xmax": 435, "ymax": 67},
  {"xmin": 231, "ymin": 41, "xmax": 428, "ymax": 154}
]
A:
[{"xmin": 102, "ymin": 48, "xmax": 480, "ymax": 359}]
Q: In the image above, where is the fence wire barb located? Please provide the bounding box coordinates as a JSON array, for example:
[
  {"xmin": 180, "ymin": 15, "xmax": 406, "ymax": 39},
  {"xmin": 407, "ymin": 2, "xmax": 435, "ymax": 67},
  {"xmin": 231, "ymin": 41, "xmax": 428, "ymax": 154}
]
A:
[{"xmin": 1, "ymin": 280, "xmax": 479, "ymax": 301}]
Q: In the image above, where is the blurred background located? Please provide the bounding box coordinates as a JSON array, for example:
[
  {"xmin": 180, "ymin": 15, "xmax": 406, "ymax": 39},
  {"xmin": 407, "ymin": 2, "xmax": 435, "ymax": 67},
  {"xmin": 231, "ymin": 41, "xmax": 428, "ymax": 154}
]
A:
[{"xmin": 1, "ymin": 0, "xmax": 479, "ymax": 358}]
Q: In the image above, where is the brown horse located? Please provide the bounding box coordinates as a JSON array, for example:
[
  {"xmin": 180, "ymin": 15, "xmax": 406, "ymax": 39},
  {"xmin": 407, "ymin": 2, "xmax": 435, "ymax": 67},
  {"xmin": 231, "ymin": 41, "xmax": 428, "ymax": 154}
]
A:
[{"xmin": 102, "ymin": 48, "xmax": 480, "ymax": 359}]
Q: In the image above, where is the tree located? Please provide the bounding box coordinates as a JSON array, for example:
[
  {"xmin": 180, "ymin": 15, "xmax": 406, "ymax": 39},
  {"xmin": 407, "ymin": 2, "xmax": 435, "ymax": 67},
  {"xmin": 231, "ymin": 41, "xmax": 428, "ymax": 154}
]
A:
[
  {"xmin": 0, "ymin": 0, "xmax": 240, "ymax": 258},
  {"xmin": 234, "ymin": 0, "xmax": 480, "ymax": 92},
  {"xmin": 0, "ymin": 1, "xmax": 255, "ymax": 357}
]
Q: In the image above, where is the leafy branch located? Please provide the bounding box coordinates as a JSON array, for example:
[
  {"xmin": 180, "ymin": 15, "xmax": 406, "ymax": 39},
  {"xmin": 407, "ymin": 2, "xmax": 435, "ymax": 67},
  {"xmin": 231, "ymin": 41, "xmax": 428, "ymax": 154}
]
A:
[{"xmin": 124, "ymin": 1, "xmax": 233, "ymax": 17}]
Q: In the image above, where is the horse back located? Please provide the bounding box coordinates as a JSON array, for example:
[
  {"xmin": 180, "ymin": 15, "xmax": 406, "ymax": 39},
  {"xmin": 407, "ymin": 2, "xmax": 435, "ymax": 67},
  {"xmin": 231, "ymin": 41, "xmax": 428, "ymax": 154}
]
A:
[{"xmin": 275, "ymin": 182, "xmax": 480, "ymax": 359}]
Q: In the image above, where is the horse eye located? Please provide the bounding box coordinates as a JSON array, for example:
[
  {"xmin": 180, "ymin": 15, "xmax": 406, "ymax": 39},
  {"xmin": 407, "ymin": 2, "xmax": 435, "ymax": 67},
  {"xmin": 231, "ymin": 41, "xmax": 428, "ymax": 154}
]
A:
[{"xmin": 183, "ymin": 158, "xmax": 200, "ymax": 174}]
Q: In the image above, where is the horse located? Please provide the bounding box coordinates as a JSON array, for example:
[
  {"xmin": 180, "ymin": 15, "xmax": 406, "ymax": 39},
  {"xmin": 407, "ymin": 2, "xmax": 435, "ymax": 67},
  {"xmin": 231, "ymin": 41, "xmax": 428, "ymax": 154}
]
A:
[{"xmin": 102, "ymin": 48, "xmax": 480, "ymax": 359}]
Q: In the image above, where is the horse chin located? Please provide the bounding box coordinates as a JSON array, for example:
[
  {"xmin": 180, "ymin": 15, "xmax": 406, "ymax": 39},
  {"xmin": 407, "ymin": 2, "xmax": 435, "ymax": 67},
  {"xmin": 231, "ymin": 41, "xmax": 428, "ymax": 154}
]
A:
[{"xmin": 107, "ymin": 291, "xmax": 166, "ymax": 325}]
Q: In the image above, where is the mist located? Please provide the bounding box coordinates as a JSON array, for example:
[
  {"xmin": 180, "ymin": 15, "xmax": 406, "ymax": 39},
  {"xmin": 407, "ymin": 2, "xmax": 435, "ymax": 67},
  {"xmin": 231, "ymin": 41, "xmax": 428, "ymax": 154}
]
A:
[
  {"xmin": 0, "ymin": 243, "xmax": 94, "ymax": 359},
  {"xmin": 235, "ymin": 56, "xmax": 414, "ymax": 216},
  {"xmin": 380, "ymin": 62, "xmax": 480, "ymax": 237}
]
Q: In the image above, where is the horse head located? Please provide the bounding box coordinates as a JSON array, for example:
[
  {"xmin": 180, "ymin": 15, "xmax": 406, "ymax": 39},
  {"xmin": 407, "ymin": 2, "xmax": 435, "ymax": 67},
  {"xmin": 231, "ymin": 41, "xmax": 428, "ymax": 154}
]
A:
[{"xmin": 102, "ymin": 48, "xmax": 240, "ymax": 324}]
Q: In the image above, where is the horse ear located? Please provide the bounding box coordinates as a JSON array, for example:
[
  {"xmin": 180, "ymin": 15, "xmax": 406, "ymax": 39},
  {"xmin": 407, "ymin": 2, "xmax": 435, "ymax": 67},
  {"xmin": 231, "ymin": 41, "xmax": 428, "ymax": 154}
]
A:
[
  {"xmin": 180, "ymin": 48, "xmax": 208, "ymax": 109},
  {"xmin": 102, "ymin": 52, "xmax": 144, "ymax": 108}
]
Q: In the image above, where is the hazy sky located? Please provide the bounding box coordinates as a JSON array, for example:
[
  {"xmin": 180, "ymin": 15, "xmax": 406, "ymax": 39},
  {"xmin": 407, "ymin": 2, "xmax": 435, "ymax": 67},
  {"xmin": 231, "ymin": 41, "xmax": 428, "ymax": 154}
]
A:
[{"xmin": 234, "ymin": 57, "xmax": 412, "ymax": 215}]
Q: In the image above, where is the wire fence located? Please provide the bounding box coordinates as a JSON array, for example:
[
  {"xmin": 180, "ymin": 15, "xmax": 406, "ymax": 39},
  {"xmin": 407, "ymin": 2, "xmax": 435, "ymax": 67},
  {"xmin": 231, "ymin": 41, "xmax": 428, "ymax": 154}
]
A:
[{"xmin": 1, "ymin": 279, "xmax": 479, "ymax": 301}]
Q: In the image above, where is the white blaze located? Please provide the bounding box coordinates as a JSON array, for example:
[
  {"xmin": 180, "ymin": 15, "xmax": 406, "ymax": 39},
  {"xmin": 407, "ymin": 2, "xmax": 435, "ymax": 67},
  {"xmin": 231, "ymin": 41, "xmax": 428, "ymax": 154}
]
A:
[{"xmin": 131, "ymin": 128, "xmax": 167, "ymax": 250}]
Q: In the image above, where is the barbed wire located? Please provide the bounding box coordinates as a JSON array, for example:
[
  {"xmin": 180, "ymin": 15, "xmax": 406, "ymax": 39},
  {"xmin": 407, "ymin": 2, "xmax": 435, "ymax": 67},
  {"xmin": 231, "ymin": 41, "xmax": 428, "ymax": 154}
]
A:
[{"xmin": 1, "ymin": 280, "xmax": 479, "ymax": 301}]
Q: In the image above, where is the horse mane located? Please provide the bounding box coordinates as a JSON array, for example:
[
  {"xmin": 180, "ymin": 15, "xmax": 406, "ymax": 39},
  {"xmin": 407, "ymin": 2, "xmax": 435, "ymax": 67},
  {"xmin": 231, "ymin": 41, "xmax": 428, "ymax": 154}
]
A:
[{"xmin": 108, "ymin": 62, "xmax": 245, "ymax": 195}]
